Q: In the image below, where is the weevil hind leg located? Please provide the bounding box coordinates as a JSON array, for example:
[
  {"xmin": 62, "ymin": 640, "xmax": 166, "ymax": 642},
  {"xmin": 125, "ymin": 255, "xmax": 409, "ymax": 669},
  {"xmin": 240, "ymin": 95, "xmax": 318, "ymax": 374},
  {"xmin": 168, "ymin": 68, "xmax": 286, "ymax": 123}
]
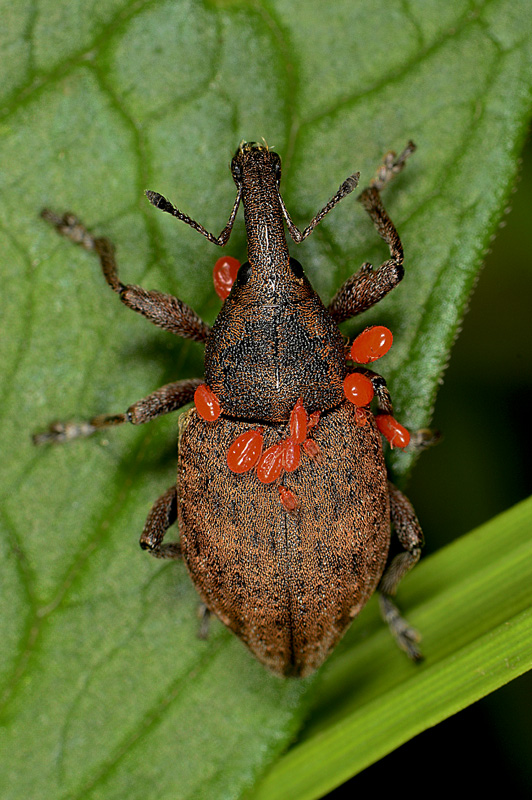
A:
[
  {"xmin": 379, "ymin": 577, "xmax": 422, "ymax": 662},
  {"xmin": 328, "ymin": 142, "xmax": 415, "ymax": 325},
  {"xmin": 141, "ymin": 488, "xmax": 214, "ymax": 639},
  {"xmin": 197, "ymin": 604, "xmax": 212, "ymax": 640},
  {"xmin": 379, "ymin": 481, "xmax": 424, "ymax": 661},
  {"xmin": 140, "ymin": 485, "xmax": 181, "ymax": 559},
  {"xmin": 33, "ymin": 378, "xmax": 202, "ymax": 444}
]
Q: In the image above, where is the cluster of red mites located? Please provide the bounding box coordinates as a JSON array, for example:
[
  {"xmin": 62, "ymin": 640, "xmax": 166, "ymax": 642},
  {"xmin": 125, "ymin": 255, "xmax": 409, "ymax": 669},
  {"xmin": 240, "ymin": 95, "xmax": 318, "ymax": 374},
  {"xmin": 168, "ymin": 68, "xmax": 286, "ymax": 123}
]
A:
[
  {"xmin": 225, "ymin": 398, "xmax": 320, "ymax": 481},
  {"xmin": 194, "ymin": 390, "xmax": 320, "ymax": 486},
  {"xmin": 344, "ymin": 324, "xmax": 410, "ymax": 449}
]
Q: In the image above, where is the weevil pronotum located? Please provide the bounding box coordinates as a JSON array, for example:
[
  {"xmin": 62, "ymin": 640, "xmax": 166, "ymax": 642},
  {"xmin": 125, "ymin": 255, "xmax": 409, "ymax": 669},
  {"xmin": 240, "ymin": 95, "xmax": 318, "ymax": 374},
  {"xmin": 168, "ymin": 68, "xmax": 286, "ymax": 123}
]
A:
[{"xmin": 35, "ymin": 141, "xmax": 425, "ymax": 677}]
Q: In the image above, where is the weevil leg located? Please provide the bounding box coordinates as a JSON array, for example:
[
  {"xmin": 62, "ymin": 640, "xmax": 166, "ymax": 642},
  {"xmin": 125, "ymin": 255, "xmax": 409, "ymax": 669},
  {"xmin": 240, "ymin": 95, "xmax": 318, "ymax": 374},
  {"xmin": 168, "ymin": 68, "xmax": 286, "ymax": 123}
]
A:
[
  {"xmin": 141, "ymin": 488, "xmax": 212, "ymax": 640},
  {"xmin": 33, "ymin": 378, "xmax": 201, "ymax": 444},
  {"xmin": 141, "ymin": 488, "xmax": 213, "ymax": 635},
  {"xmin": 351, "ymin": 367, "xmax": 394, "ymax": 415},
  {"xmin": 347, "ymin": 367, "xmax": 440, "ymax": 448},
  {"xmin": 197, "ymin": 604, "xmax": 212, "ymax": 639},
  {"xmin": 409, "ymin": 428, "xmax": 442, "ymax": 451},
  {"xmin": 379, "ymin": 481, "xmax": 424, "ymax": 661},
  {"xmin": 41, "ymin": 210, "xmax": 211, "ymax": 342},
  {"xmin": 140, "ymin": 485, "xmax": 181, "ymax": 559},
  {"xmin": 328, "ymin": 142, "xmax": 416, "ymax": 324}
]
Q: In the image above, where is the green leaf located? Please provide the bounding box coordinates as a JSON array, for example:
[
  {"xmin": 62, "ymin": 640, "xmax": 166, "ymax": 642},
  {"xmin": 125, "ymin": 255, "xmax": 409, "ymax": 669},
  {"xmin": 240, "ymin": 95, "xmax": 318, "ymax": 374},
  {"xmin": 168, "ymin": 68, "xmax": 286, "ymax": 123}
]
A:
[
  {"xmin": 255, "ymin": 496, "xmax": 532, "ymax": 799},
  {"xmin": 1, "ymin": 1, "xmax": 531, "ymax": 799}
]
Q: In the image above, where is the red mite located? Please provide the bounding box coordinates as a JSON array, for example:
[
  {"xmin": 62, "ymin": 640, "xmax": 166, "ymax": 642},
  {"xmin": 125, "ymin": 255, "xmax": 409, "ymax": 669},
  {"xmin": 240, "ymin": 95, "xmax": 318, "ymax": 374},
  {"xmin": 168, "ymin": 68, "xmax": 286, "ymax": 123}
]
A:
[
  {"xmin": 376, "ymin": 414, "xmax": 411, "ymax": 449},
  {"xmin": 281, "ymin": 439, "xmax": 300, "ymax": 472},
  {"xmin": 343, "ymin": 372, "xmax": 375, "ymax": 408},
  {"xmin": 194, "ymin": 383, "xmax": 221, "ymax": 422},
  {"xmin": 213, "ymin": 255, "xmax": 241, "ymax": 300},
  {"xmin": 256, "ymin": 444, "xmax": 285, "ymax": 484},
  {"xmin": 350, "ymin": 325, "xmax": 393, "ymax": 363},
  {"xmin": 36, "ymin": 140, "xmax": 425, "ymax": 677},
  {"xmin": 278, "ymin": 486, "xmax": 300, "ymax": 512},
  {"xmin": 289, "ymin": 398, "xmax": 308, "ymax": 443},
  {"xmin": 226, "ymin": 428, "xmax": 264, "ymax": 473}
]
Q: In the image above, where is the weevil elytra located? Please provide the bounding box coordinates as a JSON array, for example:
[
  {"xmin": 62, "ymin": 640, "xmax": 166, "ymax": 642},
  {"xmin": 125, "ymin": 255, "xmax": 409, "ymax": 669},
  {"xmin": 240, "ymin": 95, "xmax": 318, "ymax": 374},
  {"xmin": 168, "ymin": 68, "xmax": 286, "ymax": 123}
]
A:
[{"xmin": 35, "ymin": 141, "xmax": 424, "ymax": 677}]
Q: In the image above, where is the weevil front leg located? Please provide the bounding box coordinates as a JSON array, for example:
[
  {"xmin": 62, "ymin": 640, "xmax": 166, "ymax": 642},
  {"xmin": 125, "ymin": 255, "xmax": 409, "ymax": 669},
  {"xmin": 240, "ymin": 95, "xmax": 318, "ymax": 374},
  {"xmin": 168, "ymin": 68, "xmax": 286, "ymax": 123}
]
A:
[
  {"xmin": 328, "ymin": 142, "xmax": 416, "ymax": 324},
  {"xmin": 41, "ymin": 210, "xmax": 211, "ymax": 342},
  {"xmin": 33, "ymin": 378, "xmax": 201, "ymax": 444},
  {"xmin": 379, "ymin": 481, "xmax": 424, "ymax": 661}
]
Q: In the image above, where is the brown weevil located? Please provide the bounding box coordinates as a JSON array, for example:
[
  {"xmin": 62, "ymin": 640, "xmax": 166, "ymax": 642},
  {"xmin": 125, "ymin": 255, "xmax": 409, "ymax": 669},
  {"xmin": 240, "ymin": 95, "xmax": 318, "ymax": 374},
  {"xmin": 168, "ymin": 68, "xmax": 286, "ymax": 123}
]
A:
[{"xmin": 35, "ymin": 140, "xmax": 424, "ymax": 677}]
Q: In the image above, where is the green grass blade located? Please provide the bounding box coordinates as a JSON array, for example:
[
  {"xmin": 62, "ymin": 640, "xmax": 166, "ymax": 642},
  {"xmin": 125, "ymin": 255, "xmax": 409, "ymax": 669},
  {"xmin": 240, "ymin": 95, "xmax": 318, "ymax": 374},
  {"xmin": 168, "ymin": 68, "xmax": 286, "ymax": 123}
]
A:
[{"xmin": 254, "ymin": 496, "xmax": 532, "ymax": 799}]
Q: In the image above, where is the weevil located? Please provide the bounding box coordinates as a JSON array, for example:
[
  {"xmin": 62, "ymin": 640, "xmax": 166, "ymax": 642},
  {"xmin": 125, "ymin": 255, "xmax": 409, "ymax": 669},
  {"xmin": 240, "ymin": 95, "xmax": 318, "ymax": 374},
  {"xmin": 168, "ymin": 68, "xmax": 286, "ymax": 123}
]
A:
[{"xmin": 35, "ymin": 141, "xmax": 424, "ymax": 677}]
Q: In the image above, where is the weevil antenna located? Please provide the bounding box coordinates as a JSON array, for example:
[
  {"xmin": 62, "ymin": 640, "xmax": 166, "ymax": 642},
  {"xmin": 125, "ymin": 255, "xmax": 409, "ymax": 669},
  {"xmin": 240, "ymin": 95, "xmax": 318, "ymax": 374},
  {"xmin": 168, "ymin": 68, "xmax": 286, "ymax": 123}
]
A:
[
  {"xmin": 145, "ymin": 186, "xmax": 243, "ymax": 247},
  {"xmin": 278, "ymin": 171, "xmax": 360, "ymax": 243}
]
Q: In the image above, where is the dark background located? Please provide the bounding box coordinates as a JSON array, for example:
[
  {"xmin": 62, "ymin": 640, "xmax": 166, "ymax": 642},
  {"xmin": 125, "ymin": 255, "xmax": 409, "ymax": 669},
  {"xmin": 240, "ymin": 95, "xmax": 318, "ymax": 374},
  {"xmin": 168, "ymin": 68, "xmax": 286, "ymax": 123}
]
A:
[{"xmin": 330, "ymin": 133, "xmax": 532, "ymax": 796}]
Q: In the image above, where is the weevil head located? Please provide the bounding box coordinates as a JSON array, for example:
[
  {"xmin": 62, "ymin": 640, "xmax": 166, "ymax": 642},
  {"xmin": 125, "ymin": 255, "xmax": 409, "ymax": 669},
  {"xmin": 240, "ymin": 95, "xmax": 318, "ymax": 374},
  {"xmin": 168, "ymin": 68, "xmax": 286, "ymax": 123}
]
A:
[
  {"xmin": 228, "ymin": 141, "xmax": 306, "ymax": 306},
  {"xmin": 231, "ymin": 141, "xmax": 281, "ymax": 191}
]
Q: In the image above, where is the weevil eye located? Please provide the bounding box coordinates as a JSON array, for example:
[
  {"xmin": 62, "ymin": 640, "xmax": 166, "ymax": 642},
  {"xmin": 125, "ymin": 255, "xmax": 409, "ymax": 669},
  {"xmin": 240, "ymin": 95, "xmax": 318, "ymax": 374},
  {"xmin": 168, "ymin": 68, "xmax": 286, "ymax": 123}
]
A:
[
  {"xmin": 235, "ymin": 260, "xmax": 252, "ymax": 287},
  {"xmin": 273, "ymin": 159, "xmax": 282, "ymax": 184},
  {"xmin": 231, "ymin": 159, "xmax": 243, "ymax": 184},
  {"xmin": 289, "ymin": 257, "xmax": 303, "ymax": 278}
]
